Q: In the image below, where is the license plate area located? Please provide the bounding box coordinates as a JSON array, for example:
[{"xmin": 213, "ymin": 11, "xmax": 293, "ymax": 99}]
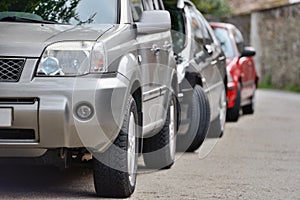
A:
[
  {"xmin": 0, "ymin": 99, "xmax": 39, "ymax": 142},
  {"xmin": 0, "ymin": 108, "xmax": 13, "ymax": 127}
]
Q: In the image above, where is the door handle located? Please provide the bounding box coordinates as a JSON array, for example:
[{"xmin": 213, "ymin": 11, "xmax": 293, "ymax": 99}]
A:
[
  {"xmin": 163, "ymin": 43, "xmax": 172, "ymax": 50},
  {"xmin": 211, "ymin": 60, "xmax": 217, "ymax": 65},
  {"xmin": 151, "ymin": 45, "xmax": 161, "ymax": 55},
  {"xmin": 218, "ymin": 56, "xmax": 225, "ymax": 61}
]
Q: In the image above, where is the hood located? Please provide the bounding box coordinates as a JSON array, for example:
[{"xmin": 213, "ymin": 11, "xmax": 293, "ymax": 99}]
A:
[{"xmin": 0, "ymin": 22, "xmax": 113, "ymax": 57}]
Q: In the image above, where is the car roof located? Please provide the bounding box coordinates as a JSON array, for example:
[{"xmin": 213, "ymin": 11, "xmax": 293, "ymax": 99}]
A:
[
  {"xmin": 164, "ymin": 0, "xmax": 197, "ymax": 9},
  {"xmin": 209, "ymin": 22, "xmax": 237, "ymax": 31}
]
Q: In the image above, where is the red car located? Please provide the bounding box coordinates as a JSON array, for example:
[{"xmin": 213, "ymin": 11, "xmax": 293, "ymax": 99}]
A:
[{"xmin": 210, "ymin": 22, "xmax": 259, "ymax": 122}]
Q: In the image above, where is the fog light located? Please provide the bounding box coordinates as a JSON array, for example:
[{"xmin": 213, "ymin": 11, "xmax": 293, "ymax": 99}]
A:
[{"xmin": 75, "ymin": 103, "xmax": 94, "ymax": 120}]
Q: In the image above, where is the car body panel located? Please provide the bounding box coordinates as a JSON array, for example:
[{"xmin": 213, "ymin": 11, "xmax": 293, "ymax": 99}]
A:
[{"xmin": 0, "ymin": 22, "xmax": 114, "ymax": 57}]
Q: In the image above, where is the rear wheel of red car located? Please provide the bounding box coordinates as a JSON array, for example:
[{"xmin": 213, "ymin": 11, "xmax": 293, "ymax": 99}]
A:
[
  {"xmin": 226, "ymin": 83, "xmax": 241, "ymax": 122},
  {"xmin": 177, "ymin": 85, "xmax": 211, "ymax": 152},
  {"xmin": 242, "ymin": 94, "xmax": 255, "ymax": 115},
  {"xmin": 93, "ymin": 96, "xmax": 139, "ymax": 198}
]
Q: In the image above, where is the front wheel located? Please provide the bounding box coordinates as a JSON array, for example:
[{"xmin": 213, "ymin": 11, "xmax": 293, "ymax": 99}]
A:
[
  {"xmin": 177, "ymin": 85, "xmax": 211, "ymax": 152},
  {"xmin": 143, "ymin": 94, "xmax": 177, "ymax": 169},
  {"xmin": 93, "ymin": 96, "xmax": 139, "ymax": 198}
]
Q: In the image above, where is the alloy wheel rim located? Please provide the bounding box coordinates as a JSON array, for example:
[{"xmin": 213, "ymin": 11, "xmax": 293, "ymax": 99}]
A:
[
  {"xmin": 128, "ymin": 111, "xmax": 137, "ymax": 187},
  {"xmin": 169, "ymin": 99, "xmax": 176, "ymax": 161}
]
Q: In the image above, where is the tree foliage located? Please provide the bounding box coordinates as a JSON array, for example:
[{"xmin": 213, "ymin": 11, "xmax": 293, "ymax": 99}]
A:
[
  {"xmin": 0, "ymin": 0, "xmax": 231, "ymax": 20},
  {"xmin": 0, "ymin": 0, "xmax": 80, "ymax": 23},
  {"xmin": 190, "ymin": 0, "xmax": 231, "ymax": 16}
]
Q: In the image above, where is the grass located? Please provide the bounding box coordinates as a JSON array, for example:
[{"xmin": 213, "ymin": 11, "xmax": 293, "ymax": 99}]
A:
[{"xmin": 258, "ymin": 84, "xmax": 300, "ymax": 93}]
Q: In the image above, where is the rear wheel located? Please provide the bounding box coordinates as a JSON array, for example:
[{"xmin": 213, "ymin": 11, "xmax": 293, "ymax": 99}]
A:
[
  {"xmin": 93, "ymin": 96, "xmax": 139, "ymax": 198},
  {"xmin": 177, "ymin": 85, "xmax": 211, "ymax": 152},
  {"xmin": 143, "ymin": 94, "xmax": 177, "ymax": 169},
  {"xmin": 242, "ymin": 94, "xmax": 255, "ymax": 115},
  {"xmin": 226, "ymin": 83, "xmax": 241, "ymax": 122}
]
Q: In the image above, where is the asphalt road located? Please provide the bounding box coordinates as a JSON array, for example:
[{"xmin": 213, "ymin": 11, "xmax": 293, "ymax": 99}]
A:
[{"xmin": 0, "ymin": 89, "xmax": 299, "ymax": 199}]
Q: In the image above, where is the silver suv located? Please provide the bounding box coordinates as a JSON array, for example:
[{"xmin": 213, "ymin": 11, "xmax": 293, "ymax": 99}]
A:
[{"xmin": 0, "ymin": 0, "xmax": 177, "ymax": 197}]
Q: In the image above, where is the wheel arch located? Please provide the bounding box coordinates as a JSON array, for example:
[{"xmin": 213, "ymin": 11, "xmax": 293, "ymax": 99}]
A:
[{"xmin": 130, "ymin": 80, "xmax": 143, "ymax": 154}]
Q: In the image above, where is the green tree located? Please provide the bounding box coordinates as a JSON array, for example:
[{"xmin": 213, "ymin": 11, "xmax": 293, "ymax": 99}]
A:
[
  {"xmin": 35, "ymin": 0, "xmax": 80, "ymax": 23},
  {"xmin": 191, "ymin": 0, "xmax": 231, "ymax": 16},
  {"xmin": 163, "ymin": 0, "xmax": 230, "ymax": 17},
  {"xmin": 0, "ymin": 0, "xmax": 80, "ymax": 23},
  {"xmin": 0, "ymin": 0, "xmax": 40, "ymax": 12}
]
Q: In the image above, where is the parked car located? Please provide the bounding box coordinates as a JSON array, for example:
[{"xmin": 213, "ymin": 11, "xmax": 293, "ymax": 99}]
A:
[
  {"xmin": 0, "ymin": 0, "xmax": 178, "ymax": 197},
  {"xmin": 210, "ymin": 22, "xmax": 259, "ymax": 121},
  {"xmin": 164, "ymin": 0, "xmax": 227, "ymax": 152}
]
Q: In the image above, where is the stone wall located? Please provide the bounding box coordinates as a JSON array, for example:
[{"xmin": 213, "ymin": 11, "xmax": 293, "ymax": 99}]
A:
[
  {"xmin": 228, "ymin": 0, "xmax": 295, "ymax": 15},
  {"xmin": 223, "ymin": 14, "xmax": 251, "ymax": 45},
  {"xmin": 252, "ymin": 4, "xmax": 300, "ymax": 88}
]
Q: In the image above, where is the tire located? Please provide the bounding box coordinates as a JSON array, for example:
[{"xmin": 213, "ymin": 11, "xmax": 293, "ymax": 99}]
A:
[
  {"xmin": 143, "ymin": 94, "xmax": 177, "ymax": 169},
  {"xmin": 177, "ymin": 85, "xmax": 211, "ymax": 152},
  {"xmin": 242, "ymin": 95, "xmax": 255, "ymax": 115},
  {"xmin": 93, "ymin": 96, "xmax": 139, "ymax": 198},
  {"xmin": 226, "ymin": 83, "xmax": 241, "ymax": 122},
  {"xmin": 218, "ymin": 87, "xmax": 227, "ymax": 137}
]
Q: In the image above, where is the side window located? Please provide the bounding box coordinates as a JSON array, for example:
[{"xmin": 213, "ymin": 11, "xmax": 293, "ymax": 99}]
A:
[
  {"xmin": 131, "ymin": 0, "xmax": 143, "ymax": 22},
  {"xmin": 152, "ymin": 0, "xmax": 164, "ymax": 10},
  {"xmin": 233, "ymin": 28, "xmax": 244, "ymax": 54},
  {"xmin": 196, "ymin": 11, "xmax": 213, "ymax": 45},
  {"xmin": 143, "ymin": 0, "xmax": 155, "ymax": 10},
  {"xmin": 167, "ymin": 8, "xmax": 186, "ymax": 54},
  {"xmin": 189, "ymin": 9, "xmax": 204, "ymax": 47},
  {"xmin": 153, "ymin": 0, "xmax": 160, "ymax": 10}
]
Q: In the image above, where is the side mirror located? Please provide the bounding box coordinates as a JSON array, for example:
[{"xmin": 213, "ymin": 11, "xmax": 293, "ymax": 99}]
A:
[
  {"xmin": 136, "ymin": 10, "xmax": 171, "ymax": 34},
  {"xmin": 241, "ymin": 46, "xmax": 256, "ymax": 57},
  {"xmin": 204, "ymin": 44, "xmax": 214, "ymax": 56}
]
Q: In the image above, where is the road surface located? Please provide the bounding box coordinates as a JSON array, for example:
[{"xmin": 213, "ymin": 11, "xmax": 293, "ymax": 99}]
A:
[{"xmin": 0, "ymin": 89, "xmax": 299, "ymax": 199}]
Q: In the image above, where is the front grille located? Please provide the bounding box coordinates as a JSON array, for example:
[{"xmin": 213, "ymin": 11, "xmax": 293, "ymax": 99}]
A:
[
  {"xmin": 0, "ymin": 129, "xmax": 35, "ymax": 140},
  {"xmin": 0, "ymin": 58, "xmax": 25, "ymax": 82}
]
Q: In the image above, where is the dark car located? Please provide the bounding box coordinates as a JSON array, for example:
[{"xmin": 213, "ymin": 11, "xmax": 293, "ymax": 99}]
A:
[
  {"xmin": 210, "ymin": 22, "xmax": 259, "ymax": 122},
  {"xmin": 164, "ymin": 0, "xmax": 227, "ymax": 152}
]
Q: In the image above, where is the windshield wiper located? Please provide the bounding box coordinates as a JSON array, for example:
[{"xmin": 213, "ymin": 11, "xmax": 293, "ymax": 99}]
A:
[
  {"xmin": 0, "ymin": 16, "xmax": 57, "ymax": 24},
  {"xmin": 77, "ymin": 12, "xmax": 97, "ymax": 25}
]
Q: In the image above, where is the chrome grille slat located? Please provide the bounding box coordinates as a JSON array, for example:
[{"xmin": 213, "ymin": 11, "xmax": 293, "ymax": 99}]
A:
[{"xmin": 0, "ymin": 58, "xmax": 25, "ymax": 82}]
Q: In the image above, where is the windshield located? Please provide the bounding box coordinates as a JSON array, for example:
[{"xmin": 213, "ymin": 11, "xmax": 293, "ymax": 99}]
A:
[
  {"xmin": 212, "ymin": 27, "xmax": 235, "ymax": 58},
  {"xmin": 0, "ymin": 0, "xmax": 118, "ymax": 24}
]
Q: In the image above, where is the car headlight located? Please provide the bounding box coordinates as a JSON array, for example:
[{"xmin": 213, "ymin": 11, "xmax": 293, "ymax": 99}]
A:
[{"xmin": 36, "ymin": 41, "xmax": 107, "ymax": 76}]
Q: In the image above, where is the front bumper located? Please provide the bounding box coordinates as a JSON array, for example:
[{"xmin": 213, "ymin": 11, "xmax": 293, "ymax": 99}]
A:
[{"xmin": 0, "ymin": 70, "xmax": 130, "ymax": 157}]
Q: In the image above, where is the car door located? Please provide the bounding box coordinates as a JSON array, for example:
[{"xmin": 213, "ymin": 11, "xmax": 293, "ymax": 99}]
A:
[
  {"xmin": 150, "ymin": 0, "xmax": 174, "ymax": 126},
  {"xmin": 183, "ymin": 5, "xmax": 213, "ymax": 94},
  {"xmin": 233, "ymin": 27, "xmax": 254, "ymax": 99},
  {"xmin": 195, "ymin": 9, "xmax": 225, "ymax": 121},
  {"xmin": 132, "ymin": 0, "xmax": 171, "ymax": 134}
]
